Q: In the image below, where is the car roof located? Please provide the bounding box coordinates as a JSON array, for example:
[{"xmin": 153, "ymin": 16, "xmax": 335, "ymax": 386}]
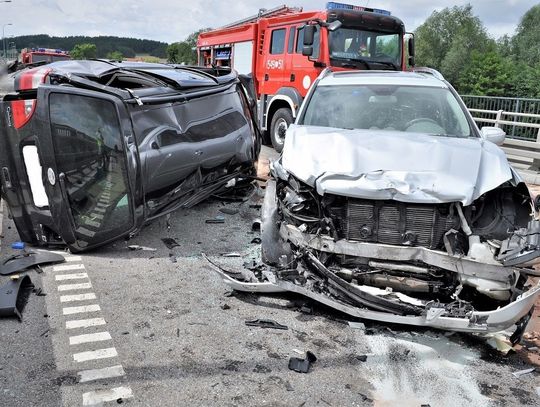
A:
[{"xmin": 318, "ymin": 70, "xmax": 449, "ymax": 88}]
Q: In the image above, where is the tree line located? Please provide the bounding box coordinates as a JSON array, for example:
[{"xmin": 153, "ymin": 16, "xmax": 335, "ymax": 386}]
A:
[{"xmin": 415, "ymin": 3, "xmax": 540, "ymax": 98}]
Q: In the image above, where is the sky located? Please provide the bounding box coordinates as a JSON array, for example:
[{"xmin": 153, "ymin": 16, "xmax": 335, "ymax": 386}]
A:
[{"xmin": 1, "ymin": 0, "xmax": 535, "ymax": 43}]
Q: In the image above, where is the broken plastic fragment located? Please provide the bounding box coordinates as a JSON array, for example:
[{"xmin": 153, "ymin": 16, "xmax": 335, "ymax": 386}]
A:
[
  {"xmin": 288, "ymin": 351, "xmax": 317, "ymax": 373},
  {"xmin": 511, "ymin": 367, "xmax": 535, "ymax": 378}
]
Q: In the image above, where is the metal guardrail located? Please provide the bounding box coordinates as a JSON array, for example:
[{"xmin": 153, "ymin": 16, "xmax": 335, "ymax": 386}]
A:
[{"xmin": 467, "ymin": 105, "xmax": 540, "ymax": 183}]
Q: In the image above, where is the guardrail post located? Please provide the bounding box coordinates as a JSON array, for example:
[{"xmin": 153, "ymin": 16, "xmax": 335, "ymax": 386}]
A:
[{"xmin": 495, "ymin": 110, "xmax": 503, "ymax": 128}]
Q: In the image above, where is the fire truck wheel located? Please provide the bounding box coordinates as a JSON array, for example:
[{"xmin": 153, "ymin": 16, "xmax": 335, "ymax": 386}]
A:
[{"xmin": 270, "ymin": 108, "xmax": 293, "ymax": 153}]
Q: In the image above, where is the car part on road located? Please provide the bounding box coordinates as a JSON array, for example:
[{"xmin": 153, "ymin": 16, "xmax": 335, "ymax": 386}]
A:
[
  {"xmin": 161, "ymin": 238, "xmax": 180, "ymax": 250},
  {"xmin": 0, "ymin": 275, "xmax": 33, "ymax": 320},
  {"xmin": 511, "ymin": 367, "xmax": 536, "ymax": 378},
  {"xmin": 205, "ymin": 217, "xmax": 225, "ymax": 224},
  {"xmin": 245, "ymin": 318, "xmax": 288, "ymax": 330},
  {"xmin": 0, "ymin": 251, "xmax": 65, "ymax": 276},
  {"xmin": 288, "ymin": 351, "xmax": 317, "ymax": 373}
]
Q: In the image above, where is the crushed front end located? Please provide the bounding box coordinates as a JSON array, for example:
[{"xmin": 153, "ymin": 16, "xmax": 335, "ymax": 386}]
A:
[{"xmin": 210, "ymin": 160, "xmax": 540, "ymax": 337}]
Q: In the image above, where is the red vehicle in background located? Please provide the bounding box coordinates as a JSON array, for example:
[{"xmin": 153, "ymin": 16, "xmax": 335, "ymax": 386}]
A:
[
  {"xmin": 20, "ymin": 48, "xmax": 71, "ymax": 65},
  {"xmin": 197, "ymin": 2, "xmax": 415, "ymax": 151}
]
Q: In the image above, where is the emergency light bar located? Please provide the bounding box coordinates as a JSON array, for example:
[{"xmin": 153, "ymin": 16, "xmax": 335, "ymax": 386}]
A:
[
  {"xmin": 326, "ymin": 2, "xmax": 391, "ymax": 16},
  {"xmin": 30, "ymin": 47, "xmax": 69, "ymax": 55}
]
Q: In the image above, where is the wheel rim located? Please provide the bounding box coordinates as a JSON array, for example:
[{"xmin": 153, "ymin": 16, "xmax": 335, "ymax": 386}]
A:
[{"xmin": 274, "ymin": 118, "xmax": 288, "ymax": 146}]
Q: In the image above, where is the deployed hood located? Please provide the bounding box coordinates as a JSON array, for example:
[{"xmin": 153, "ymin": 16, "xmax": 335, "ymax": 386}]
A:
[{"xmin": 281, "ymin": 125, "xmax": 513, "ymax": 205}]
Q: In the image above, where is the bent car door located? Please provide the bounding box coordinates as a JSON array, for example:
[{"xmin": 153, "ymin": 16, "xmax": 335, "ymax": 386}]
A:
[{"xmin": 36, "ymin": 86, "xmax": 139, "ymax": 251}]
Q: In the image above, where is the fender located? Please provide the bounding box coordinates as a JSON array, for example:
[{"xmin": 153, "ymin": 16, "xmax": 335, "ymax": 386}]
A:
[{"xmin": 264, "ymin": 87, "xmax": 303, "ymax": 130}]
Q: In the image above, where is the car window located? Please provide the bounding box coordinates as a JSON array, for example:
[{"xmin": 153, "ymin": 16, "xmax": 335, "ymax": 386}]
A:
[
  {"xmin": 270, "ymin": 29, "xmax": 286, "ymax": 55},
  {"xmin": 287, "ymin": 27, "xmax": 295, "ymax": 54},
  {"xmin": 301, "ymin": 84, "xmax": 472, "ymax": 137},
  {"xmin": 187, "ymin": 111, "xmax": 248, "ymax": 141},
  {"xmin": 159, "ymin": 129, "xmax": 180, "ymax": 146}
]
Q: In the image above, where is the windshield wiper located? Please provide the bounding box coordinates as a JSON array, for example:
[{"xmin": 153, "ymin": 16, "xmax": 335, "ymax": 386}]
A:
[
  {"xmin": 336, "ymin": 58, "xmax": 371, "ymax": 70},
  {"xmin": 374, "ymin": 61, "xmax": 399, "ymax": 70}
]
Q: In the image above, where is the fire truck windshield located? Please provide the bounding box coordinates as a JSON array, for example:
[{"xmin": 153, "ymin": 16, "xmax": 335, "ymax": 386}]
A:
[
  {"xmin": 328, "ymin": 28, "xmax": 401, "ymax": 69},
  {"xmin": 31, "ymin": 54, "xmax": 71, "ymax": 63}
]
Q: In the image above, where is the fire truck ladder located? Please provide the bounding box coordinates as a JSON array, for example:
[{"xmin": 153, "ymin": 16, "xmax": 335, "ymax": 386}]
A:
[{"xmin": 218, "ymin": 4, "xmax": 302, "ymax": 29}]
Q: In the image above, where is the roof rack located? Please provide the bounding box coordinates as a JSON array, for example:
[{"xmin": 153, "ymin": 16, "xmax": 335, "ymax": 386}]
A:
[
  {"xmin": 411, "ymin": 67, "xmax": 445, "ymax": 81},
  {"xmin": 218, "ymin": 5, "xmax": 302, "ymax": 29}
]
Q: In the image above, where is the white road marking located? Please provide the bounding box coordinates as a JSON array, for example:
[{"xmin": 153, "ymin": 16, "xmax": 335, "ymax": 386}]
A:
[
  {"xmin": 53, "ymin": 264, "xmax": 85, "ymax": 272},
  {"xmin": 78, "ymin": 365, "xmax": 125, "ymax": 383},
  {"xmin": 58, "ymin": 282, "xmax": 92, "ymax": 292},
  {"xmin": 60, "ymin": 293, "xmax": 97, "ymax": 302},
  {"xmin": 63, "ymin": 304, "xmax": 101, "ymax": 315},
  {"xmin": 55, "ymin": 272, "xmax": 88, "ymax": 281},
  {"xmin": 65, "ymin": 256, "xmax": 83, "ymax": 262},
  {"xmin": 77, "ymin": 227, "xmax": 96, "ymax": 238},
  {"xmin": 66, "ymin": 318, "xmax": 106, "ymax": 329},
  {"xmin": 69, "ymin": 331, "xmax": 112, "ymax": 345},
  {"xmin": 73, "ymin": 347, "xmax": 118, "ymax": 363},
  {"xmin": 82, "ymin": 386, "xmax": 133, "ymax": 405}
]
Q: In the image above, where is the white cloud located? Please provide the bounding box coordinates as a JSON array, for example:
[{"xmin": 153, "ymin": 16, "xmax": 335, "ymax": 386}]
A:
[{"xmin": 1, "ymin": 0, "xmax": 535, "ymax": 43}]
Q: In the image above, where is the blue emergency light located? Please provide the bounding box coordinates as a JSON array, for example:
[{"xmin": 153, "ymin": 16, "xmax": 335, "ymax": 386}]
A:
[{"xmin": 326, "ymin": 2, "xmax": 391, "ymax": 16}]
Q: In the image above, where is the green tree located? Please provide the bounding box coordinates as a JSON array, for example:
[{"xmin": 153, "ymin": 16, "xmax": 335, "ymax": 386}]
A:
[
  {"xmin": 106, "ymin": 51, "xmax": 123, "ymax": 61},
  {"xmin": 70, "ymin": 43, "xmax": 97, "ymax": 59},
  {"xmin": 414, "ymin": 5, "xmax": 494, "ymax": 86},
  {"xmin": 512, "ymin": 4, "xmax": 540, "ymax": 65},
  {"xmin": 167, "ymin": 41, "xmax": 194, "ymax": 64},
  {"xmin": 458, "ymin": 51, "xmax": 514, "ymax": 96}
]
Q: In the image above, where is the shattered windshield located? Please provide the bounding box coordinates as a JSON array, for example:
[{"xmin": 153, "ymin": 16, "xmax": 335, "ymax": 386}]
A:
[
  {"xmin": 329, "ymin": 28, "xmax": 401, "ymax": 69},
  {"xmin": 301, "ymin": 84, "xmax": 472, "ymax": 137}
]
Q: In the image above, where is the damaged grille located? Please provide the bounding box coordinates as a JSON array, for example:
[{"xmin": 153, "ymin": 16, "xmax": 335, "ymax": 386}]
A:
[{"xmin": 331, "ymin": 198, "xmax": 458, "ymax": 250}]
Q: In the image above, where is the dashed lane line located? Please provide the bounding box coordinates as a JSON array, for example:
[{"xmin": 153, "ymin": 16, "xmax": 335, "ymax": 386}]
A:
[
  {"xmin": 78, "ymin": 365, "xmax": 125, "ymax": 383},
  {"xmin": 57, "ymin": 282, "xmax": 93, "ymax": 292},
  {"xmin": 73, "ymin": 347, "xmax": 118, "ymax": 363},
  {"xmin": 60, "ymin": 293, "xmax": 97, "ymax": 303},
  {"xmin": 63, "ymin": 304, "xmax": 101, "ymax": 315},
  {"xmin": 65, "ymin": 318, "xmax": 106, "ymax": 330},
  {"xmin": 69, "ymin": 332, "xmax": 112, "ymax": 345},
  {"xmin": 55, "ymin": 273, "xmax": 89, "ymax": 281},
  {"xmin": 82, "ymin": 387, "xmax": 133, "ymax": 406}
]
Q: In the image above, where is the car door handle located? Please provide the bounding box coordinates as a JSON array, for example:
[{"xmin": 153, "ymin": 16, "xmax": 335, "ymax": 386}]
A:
[
  {"xmin": 290, "ymin": 74, "xmax": 295, "ymax": 82},
  {"xmin": 264, "ymin": 74, "xmax": 269, "ymax": 81},
  {"xmin": 195, "ymin": 150, "xmax": 203, "ymax": 156}
]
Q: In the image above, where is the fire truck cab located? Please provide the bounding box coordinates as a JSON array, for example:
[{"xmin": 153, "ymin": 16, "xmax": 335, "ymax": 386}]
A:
[
  {"xmin": 20, "ymin": 48, "xmax": 71, "ymax": 65},
  {"xmin": 197, "ymin": 2, "xmax": 414, "ymax": 151}
]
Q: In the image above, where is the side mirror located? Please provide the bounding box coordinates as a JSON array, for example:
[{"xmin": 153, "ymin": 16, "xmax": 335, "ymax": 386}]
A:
[
  {"xmin": 327, "ymin": 20, "xmax": 342, "ymax": 32},
  {"xmin": 303, "ymin": 25, "xmax": 315, "ymax": 46},
  {"xmin": 481, "ymin": 127, "xmax": 506, "ymax": 146},
  {"xmin": 151, "ymin": 141, "xmax": 160, "ymax": 150},
  {"xmin": 408, "ymin": 36, "xmax": 415, "ymax": 67},
  {"xmin": 302, "ymin": 46, "xmax": 313, "ymax": 57}
]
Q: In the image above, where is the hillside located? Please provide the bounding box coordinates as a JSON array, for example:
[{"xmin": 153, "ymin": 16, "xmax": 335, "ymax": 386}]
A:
[{"xmin": 11, "ymin": 34, "xmax": 168, "ymax": 58}]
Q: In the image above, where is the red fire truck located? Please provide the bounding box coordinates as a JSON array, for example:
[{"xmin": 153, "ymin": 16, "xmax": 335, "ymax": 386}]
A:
[
  {"xmin": 20, "ymin": 48, "xmax": 71, "ymax": 65},
  {"xmin": 197, "ymin": 2, "xmax": 414, "ymax": 151}
]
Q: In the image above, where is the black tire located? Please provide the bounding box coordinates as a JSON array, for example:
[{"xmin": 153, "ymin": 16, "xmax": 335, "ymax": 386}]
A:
[{"xmin": 269, "ymin": 108, "xmax": 293, "ymax": 153}]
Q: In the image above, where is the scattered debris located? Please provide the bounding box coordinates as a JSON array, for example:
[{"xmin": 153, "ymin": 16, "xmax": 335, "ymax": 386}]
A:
[
  {"xmin": 536, "ymin": 387, "xmax": 540, "ymax": 397},
  {"xmin": 245, "ymin": 318, "xmax": 288, "ymax": 330},
  {"xmin": 128, "ymin": 245, "xmax": 157, "ymax": 252},
  {"xmin": 528, "ymin": 346, "xmax": 539, "ymax": 352},
  {"xmin": 348, "ymin": 321, "xmax": 366, "ymax": 330},
  {"xmin": 511, "ymin": 367, "xmax": 536, "ymax": 378},
  {"xmin": 176, "ymin": 328, "xmax": 180, "ymax": 337},
  {"xmin": 221, "ymin": 304, "xmax": 231, "ymax": 310},
  {"xmin": 11, "ymin": 242, "xmax": 26, "ymax": 250},
  {"xmin": 205, "ymin": 216, "xmax": 225, "ymax": 224},
  {"xmin": 0, "ymin": 251, "xmax": 65, "ymax": 276},
  {"xmin": 292, "ymin": 349, "xmax": 304, "ymax": 355},
  {"xmin": 300, "ymin": 305, "xmax": 313, "ymax": 314},
  {"xmin": 219, "ymin": 207, "xmax": 239, "ymax": 215},
  {"xmin": 251, "ymin": 219, "xmax": 261, "ymax": 231},
  {"xmin": 40, "ymin": 329, "xmax": 49, "ymax": 337},
  {"xmin": 355, "ymin": 354, "xmax": 368, "ymax": 362},
  {"xmin": 288, "ymin": 351, "xmax": 317, "ymax": 373},
  {"xmin": 250, "ymin": 237, "xmax": 262, "ymax": 244},
  {"xmin": 161, "ymin": 238, "xmax": 180, "ymax": 249},
  {"xmin": 249, "ymin": 204, "xmax": 262, "ymax": 209},
  {"xmin": 0, "ymin": 275, "xmax": 33, "ymax": 320},
  {"xmin": 221, "ymin": 252, "xmax": 242, "ymax": 258},
  {"xmin": 486, "ymin": 333, "xmax": 515, "ymax": 355},
  {"xmin": 33, "ymin": 287, "xmax": 46, "ymax": 296}
]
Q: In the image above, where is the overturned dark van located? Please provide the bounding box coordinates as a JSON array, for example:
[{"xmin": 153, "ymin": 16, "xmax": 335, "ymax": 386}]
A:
[{"xmin": 0, "ymin": 61, "xmax": 260, "ymax": 252}]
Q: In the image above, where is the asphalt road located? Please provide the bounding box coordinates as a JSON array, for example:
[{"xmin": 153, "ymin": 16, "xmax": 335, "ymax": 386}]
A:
[{"xmin": 1, "ymin": 148, "xmax": 540, "ymax": 407}]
